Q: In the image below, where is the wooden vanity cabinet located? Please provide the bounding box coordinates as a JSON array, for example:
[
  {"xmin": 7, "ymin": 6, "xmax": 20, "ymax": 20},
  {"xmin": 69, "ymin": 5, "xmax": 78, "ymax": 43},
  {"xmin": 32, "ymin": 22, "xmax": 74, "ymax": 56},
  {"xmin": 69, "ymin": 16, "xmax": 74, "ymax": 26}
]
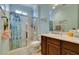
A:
[
  {"xmin": 41, "ymin": 36, "xmax": 47, "ymax": 55},
  {"xmin": 47, "ymin": 37, "xmax": 61, "ymax": 55},
  {"xmin": 47, "ymin": 43, "xmax": 60, "ymax": 55},
  {"xmin": 41, "ymin": 36, "xmax": 61, "ymax": 55},
  {"xmin": 41, "ymin": 36, "xmax": 79, "ymax": 55},
  {"xmin": 62, "ymin": 48, "xmax": 77, "ymax": 55},
  {"xmin": 62, "ymin": 41, "xmax": 79, "ymax": 55}
]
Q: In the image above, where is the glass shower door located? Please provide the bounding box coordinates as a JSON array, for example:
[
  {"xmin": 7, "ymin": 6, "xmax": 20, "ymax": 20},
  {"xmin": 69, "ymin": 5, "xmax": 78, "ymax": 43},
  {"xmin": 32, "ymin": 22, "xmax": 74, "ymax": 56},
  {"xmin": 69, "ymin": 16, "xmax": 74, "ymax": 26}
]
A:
[{"xmin": 10, "ymin": 13, "xmax": 22, "ymax": 49}]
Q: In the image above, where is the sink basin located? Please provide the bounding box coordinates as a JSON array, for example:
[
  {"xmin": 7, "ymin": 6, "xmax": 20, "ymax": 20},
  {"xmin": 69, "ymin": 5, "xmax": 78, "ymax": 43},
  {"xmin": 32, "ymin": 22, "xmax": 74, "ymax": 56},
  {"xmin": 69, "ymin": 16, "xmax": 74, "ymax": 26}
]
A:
[{"xmin": 51, "ymin": 31, "xmax": 62, "ymax": 35}]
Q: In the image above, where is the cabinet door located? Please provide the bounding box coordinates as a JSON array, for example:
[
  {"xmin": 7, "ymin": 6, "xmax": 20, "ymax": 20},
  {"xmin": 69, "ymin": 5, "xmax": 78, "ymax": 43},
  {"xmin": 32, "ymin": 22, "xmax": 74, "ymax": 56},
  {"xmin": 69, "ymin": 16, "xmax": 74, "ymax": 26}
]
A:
[
  {"xmin": 41, "ymin": 36, "xmax": 47, "ymax": 55},
  {"xmin": 62, "ymin": 48, "xmax": 77, "ymax": 55},
  {"xmin": 47, "ymin": 43, "xmax": 60, "ymax": 55}
]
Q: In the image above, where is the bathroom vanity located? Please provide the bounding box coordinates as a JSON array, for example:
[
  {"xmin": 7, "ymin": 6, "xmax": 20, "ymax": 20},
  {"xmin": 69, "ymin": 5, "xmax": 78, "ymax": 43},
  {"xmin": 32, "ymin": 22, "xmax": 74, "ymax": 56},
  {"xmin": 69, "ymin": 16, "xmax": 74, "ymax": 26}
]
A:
[{"xmin": 41, "ymin": 34, "xmax": 79, "ymax": 55}]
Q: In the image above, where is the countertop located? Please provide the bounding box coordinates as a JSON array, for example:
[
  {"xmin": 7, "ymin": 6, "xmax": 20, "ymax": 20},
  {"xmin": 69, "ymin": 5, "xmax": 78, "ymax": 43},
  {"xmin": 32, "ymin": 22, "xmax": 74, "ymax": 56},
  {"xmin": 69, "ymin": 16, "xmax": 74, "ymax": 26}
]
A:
[{"xmin": 41, "ymin": 33, "xmax": 79, "ymax": 44}]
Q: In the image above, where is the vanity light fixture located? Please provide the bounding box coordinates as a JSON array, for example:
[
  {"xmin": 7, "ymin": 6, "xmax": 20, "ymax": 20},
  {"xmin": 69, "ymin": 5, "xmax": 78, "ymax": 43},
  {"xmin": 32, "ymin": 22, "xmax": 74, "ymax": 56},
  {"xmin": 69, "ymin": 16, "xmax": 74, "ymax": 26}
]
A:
[
  {"xmin": 15, "ymin": 10, "xmax": 28, "ymax": 16},
  {"xmin": 54, "ymin": 4, "xmax": 59, "ymax": 6},
  {"xmin": 52, "ymin": 4, "xmax": 59, "ymax": 9},
  {"xmin": 52, "ymin": 6, "xmax": 56, "ymax": 9},
  {"xmin": 22, "ymin": 12, "xmax": 28, "ymax": 15},
  {"xmin": 15, "ymin": 10, "xmax": 22, "ymax": 14}
]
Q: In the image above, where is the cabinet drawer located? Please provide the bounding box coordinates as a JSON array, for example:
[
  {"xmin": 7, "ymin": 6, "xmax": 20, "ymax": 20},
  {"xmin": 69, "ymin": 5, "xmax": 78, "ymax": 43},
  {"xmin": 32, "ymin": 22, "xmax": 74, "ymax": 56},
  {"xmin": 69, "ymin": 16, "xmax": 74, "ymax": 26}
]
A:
[
  {"xmin": 47, "ymin": 37, "xmax": 60, "ymax": 45},
  {"xmin": 62, "ymin": 41, "xmax": 79, "ymax": 54}
]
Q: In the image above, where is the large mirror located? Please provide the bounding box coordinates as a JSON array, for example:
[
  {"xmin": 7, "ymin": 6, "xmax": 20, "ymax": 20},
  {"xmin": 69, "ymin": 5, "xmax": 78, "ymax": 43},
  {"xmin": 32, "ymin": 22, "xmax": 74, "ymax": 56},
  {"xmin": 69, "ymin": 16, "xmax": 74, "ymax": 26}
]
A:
[{"xmin": 49, "ymin": 4, "xmax": 79, "ymax": 32}]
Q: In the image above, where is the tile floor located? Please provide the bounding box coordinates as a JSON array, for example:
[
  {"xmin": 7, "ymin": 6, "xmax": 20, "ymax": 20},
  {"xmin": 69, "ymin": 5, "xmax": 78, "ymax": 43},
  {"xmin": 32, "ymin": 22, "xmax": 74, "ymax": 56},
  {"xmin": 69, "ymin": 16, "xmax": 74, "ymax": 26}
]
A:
[{"xmin": 7, "ymin": 42, "xmax": 41, "ymax": 55}]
